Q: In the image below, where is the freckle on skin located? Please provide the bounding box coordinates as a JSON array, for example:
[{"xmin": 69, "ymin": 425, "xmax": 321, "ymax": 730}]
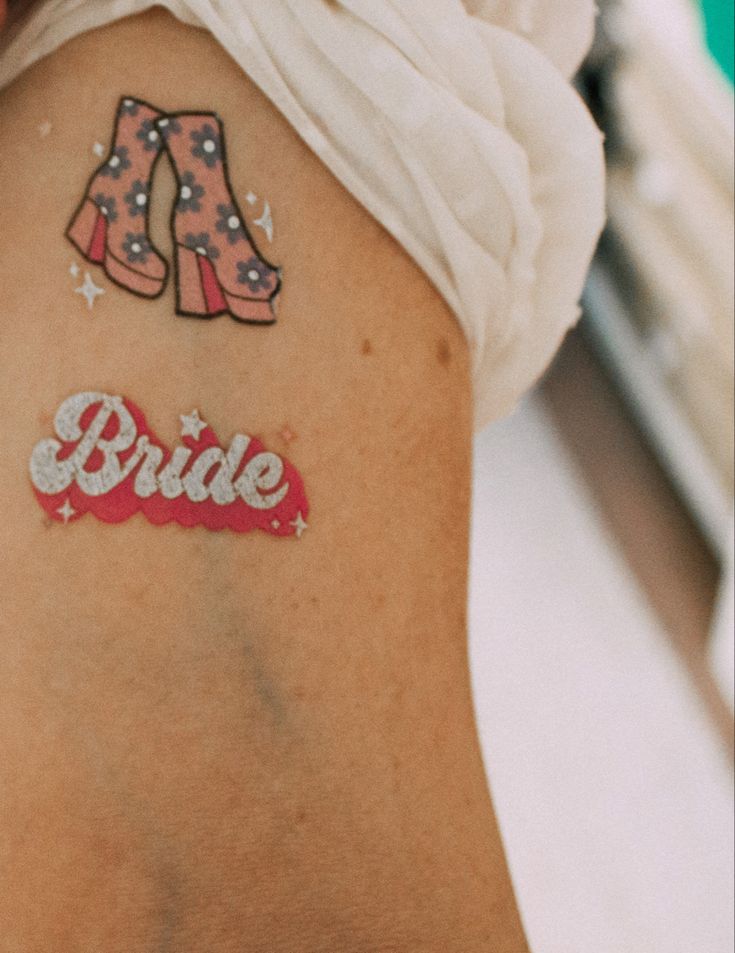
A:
[
  {"xmin": 437, "ymin": 337, "xmax": 451, "ymax": 368},
  {"xmin": 361, "ymin": 339, "xmax": 373, "ymax": 356}
]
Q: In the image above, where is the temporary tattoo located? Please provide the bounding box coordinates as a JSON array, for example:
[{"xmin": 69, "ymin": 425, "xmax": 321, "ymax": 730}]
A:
[
  {"xmin": 75, "ymin": 271, "xmax": 105, "ymax": 310},
  {"xmin": 165, "ymin": 110, "xmax": 280, "ymax": 323},
  {"xmin": 67, "ymin": 99, "xmax": 168, "ymax": 299},
  {"xmin": 30, "ymin": 392, "xmax": 309, "ymax": 538},
  {"xmin": 254, "ymin": 201, "xmax": 274, "ymax": 243},
  {"xmin": 67, "ymin": 96, "xmax": 281, "ymax": 325},
  {"xmin": 279, "ymin": 426, "xmax": 297, "ymax": 446}
]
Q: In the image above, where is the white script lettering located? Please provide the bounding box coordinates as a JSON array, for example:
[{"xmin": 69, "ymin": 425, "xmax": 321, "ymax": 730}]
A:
[{"xmin": 30, "ymin": 393, "xmax": 290, "ymax": 511}]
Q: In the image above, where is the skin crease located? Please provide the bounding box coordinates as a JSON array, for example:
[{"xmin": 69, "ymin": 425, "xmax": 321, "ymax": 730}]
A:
[{"xmin": 0, "ymin": 10, "xmax": 531, "ymax": 953}]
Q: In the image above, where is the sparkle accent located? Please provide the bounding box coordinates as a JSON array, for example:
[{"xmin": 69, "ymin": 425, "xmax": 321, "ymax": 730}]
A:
[
  {"xmin": 56, "ymin": 499, "xmax": 76, "ymax": 524},
  {"xmin": 279, "ymin": 426, "xmax": 296, "ymax": 445},
  {"xmin": 38, "ymin": 120, "xmax": 52, "ymax": 139},
  {"xmin": 179, "ymin": 409, "xmax": 207, "ymax": 441},
  {"xmin": 254, "ymin": 201, "xmax": 274, "ymax": 242},
  {"xmin": 69, "ymin": 262, "xmax": 80, "ymax": 278},
  {"xmin": 246, "ymin": 191, "xmax": 258, "ymax": 206},
  {"xmin": 290, "ymin": 511, "xmax": 308, "ymax": 539},
  {"xmin": 75, "ymin": 271, "xmax": 105, "ymax": 310},
  {"xmin": 92, "ymin": 141, "xmax": 105, "ymax": 157},
  {"xmin": 271, "ymin": 519, "xmax": 281, "ymax": 530}
]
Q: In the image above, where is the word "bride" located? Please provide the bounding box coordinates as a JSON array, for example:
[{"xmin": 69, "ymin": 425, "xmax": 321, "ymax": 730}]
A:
[{"xmin": 29, "ymin": 392, "xmax": 309, "ymax": 537}]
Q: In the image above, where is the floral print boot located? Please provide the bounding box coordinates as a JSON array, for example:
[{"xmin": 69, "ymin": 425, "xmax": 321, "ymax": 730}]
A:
[
  {"xmin": 66, "ymin": 97, "xmax": 168, "ymax": 298},
  {"xmin": 157, "ymin": 111, "xmax": 281, "ymax": 324}
]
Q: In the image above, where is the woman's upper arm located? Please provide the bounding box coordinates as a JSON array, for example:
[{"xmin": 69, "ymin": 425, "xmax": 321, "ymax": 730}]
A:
[{"xmin": 0, "ymin": 11, "xmax": 528, "ymax": 952}]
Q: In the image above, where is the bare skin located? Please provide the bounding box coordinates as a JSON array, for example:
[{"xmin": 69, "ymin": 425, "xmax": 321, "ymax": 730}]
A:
[{"xmin": 0, "ymin": 11, "xmax": 530, "ymax": 952}]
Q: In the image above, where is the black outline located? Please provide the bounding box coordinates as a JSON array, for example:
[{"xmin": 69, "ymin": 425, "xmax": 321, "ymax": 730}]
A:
[
  {"xmin": 157, "ymin": 108, "xmax": 281, "ymax": 326},
  {"xmin": 65, "ymin": 95, "xmax": 169, "ymax": 301},
  {"xmin": 65, "ymin": 97, "xmax": 283, "ymax": 325}
]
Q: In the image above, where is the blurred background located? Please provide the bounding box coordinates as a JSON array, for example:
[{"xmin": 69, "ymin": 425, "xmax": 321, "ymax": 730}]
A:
[{"xmin": 468, "ymin": 0, "xmax": 734, "ymax": 949}]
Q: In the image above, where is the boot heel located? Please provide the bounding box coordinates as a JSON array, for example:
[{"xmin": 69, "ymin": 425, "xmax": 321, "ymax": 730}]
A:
[
  {"xmin": 176, "ymin": 244, "xmax": 222, "ymax": 316},
  {"xmin": 66, "ymin": 198, "xmax": 107, "ymax": 263}
]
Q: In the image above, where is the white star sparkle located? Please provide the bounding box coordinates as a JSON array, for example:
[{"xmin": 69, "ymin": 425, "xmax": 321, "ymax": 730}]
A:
[
  {"xmin": 290, "ymin": 512, "xmax": 308, "ymax": 539},
  {"xmin": 56, "ymin": 499, "xmax": 76, "ymax": 524},
  {"xmin": 69, "ymin": 262, "xmax": 80, "ymax": 278},
  {"xmin": 75, "ymin": 271, "xmax": 105, "ymax": 310},
  {"xmin": 180, "ymin": 409, "xmax": 207, "ymax": 441},
  {"xmin": 92, "ymin": 141, "xmax": 105, "ymax": 157},
  {"xmin": 246, "ymin": 191, "xmax": 258, "ymax": 205},
  {"xmin": 254, "ymin": 201, "xmax": 274, "ymax": 242}
]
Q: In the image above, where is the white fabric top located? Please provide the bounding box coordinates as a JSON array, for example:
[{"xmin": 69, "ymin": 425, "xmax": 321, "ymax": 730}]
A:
[{"xmin": 0, "ymin": 0, "xmax": 606, "ymax": 428}]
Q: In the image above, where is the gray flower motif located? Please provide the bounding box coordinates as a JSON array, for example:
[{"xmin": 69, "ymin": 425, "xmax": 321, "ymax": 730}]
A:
[
  {"xmin": 237, "ymin": 257, "xmax": 272, "ymax": 293},
  {"xmin": 119, "ymin": 98, "xmax": 140, "ymax": 117},
  {"xmin": 190, "ymin": 123, "xmax": 222, "ymax": 168},
  {"xmin": 156, "ymin": 117, "xmax": 182, "ymax": 141},
  {"xmin": 124, "ymin": 179, "xmax": 149, "ymax": 218},
  {"xmin": 100, "ymin": 146, "xmax": 131, "ymax": 180},
  {"xmin": 122, "ymin": 232, "xmax": 152, "ymax": 264},
  {"xmin": 184, "ymin": 232, "xmax": 220, "ymax": 260},
  {"xmin": 136, "ymin": 118, "xmax": 162, "ymax": 152},
  {"xmin": 215, "ymin": 204, "xmax": 247, "ymax": 245},
  {"xmin": 177, "ymin": 172, "xmax": 205, "ymax": 213},
  {"xmin": 92, "ymin": 193, "xmax": 118, "ymax": 223}
]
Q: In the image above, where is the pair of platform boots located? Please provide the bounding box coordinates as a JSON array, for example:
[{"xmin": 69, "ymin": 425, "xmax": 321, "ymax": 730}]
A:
[{"xmin": 67, "ymin": 96, "xmax": 280, "ymax": 324}]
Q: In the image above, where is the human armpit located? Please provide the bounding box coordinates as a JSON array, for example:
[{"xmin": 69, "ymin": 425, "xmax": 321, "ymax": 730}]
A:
[{"xmin": 0, "ymin": 11, "xmax": 529, "ymax": 953}]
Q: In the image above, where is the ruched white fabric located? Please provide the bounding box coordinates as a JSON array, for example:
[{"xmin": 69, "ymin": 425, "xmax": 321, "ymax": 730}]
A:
[{"xmin": 0, "ymin": 0, "xmax": 606, "ymax": 427}]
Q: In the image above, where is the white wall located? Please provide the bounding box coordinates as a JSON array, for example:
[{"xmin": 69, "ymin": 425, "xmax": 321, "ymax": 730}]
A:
[{"xmin": 469, "ymin": 398, "xmax": 734, "ymax": 953}]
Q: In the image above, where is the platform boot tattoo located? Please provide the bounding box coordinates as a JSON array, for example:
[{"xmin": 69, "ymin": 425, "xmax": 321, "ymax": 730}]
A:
[
  {"xmin": 66, "ymin": 97, "xmax": 168, "ymax": 298},
  {"xmin": 158, "ymin": 111, "xmax": 281, "ymax": 323}
]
